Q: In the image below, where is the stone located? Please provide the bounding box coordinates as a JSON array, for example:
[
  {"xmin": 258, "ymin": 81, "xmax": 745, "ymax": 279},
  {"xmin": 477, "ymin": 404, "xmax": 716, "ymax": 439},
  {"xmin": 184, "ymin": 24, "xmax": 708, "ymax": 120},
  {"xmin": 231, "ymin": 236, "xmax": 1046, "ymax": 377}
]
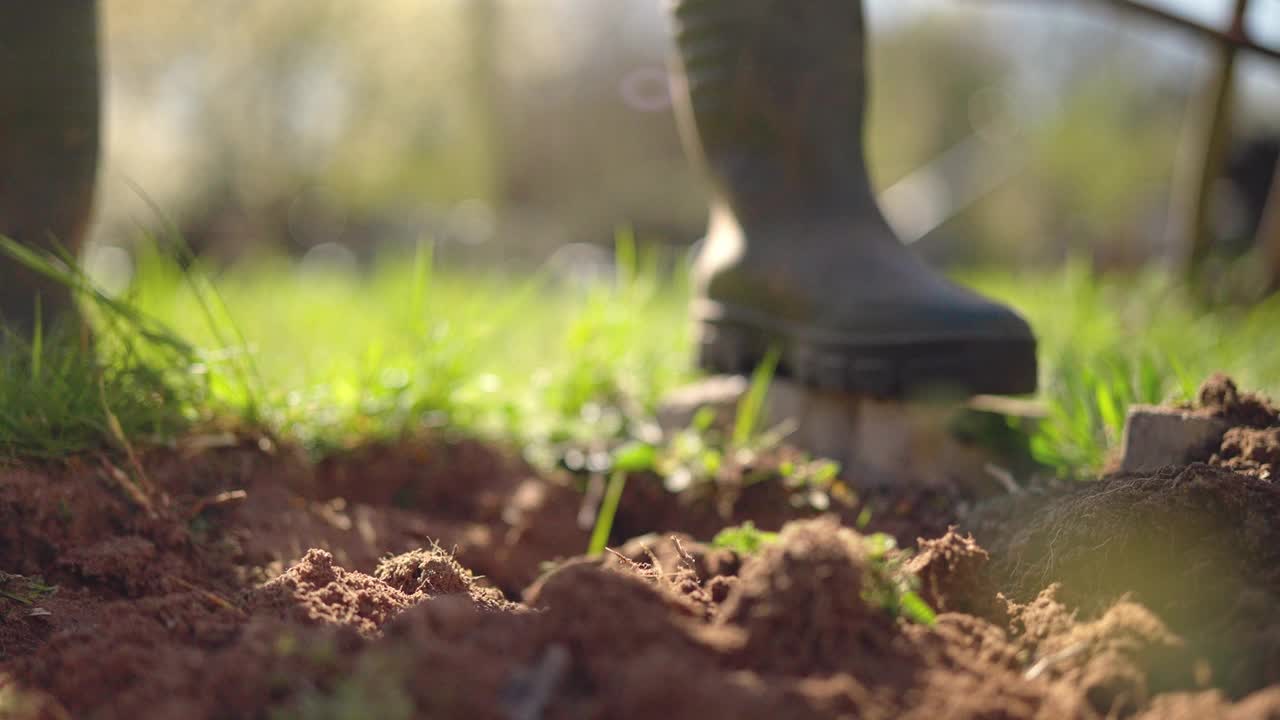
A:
[{"xmin": 1119, "ymin": 405, "xmax": 1229, "ymax": 473}]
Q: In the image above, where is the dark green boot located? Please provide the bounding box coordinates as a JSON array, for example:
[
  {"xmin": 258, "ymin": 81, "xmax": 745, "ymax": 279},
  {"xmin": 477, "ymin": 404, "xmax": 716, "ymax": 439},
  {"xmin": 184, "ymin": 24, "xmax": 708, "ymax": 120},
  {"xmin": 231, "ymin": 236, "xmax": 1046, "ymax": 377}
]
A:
[
  {"xmin": 666, "ymin": 0, "xmax": 1037, "ymax": 397},
  {"xmin": 0, "ymin": 2, "xmax": 100, "ymax": 337}
]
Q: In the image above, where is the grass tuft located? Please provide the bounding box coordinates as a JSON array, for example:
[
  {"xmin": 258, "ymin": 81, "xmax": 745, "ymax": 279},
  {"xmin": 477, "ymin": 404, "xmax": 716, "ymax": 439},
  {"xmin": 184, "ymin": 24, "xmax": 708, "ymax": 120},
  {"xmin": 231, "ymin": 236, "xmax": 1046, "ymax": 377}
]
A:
[
  {"xmin": 711, "ymin": 522, "xmax": 779, "ymax": 555},
  {"xmin": 0, "ymin": 236, "xmax": 206, "ymax": 459},
  {"xmin": 3, "ymin": 234, "xmax": 1279, "ymax": 482},
  {"xmin": 968, "ymin": 261, "xmax": 1280, "ymax": 474}
]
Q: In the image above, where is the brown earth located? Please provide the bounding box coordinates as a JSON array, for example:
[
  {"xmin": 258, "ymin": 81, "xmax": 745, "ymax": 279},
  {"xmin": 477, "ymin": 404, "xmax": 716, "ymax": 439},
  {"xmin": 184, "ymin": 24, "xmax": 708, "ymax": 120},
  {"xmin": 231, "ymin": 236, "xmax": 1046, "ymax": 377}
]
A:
[
  {"xmin": 4, "ymin": 379, "xmax": 1280, "ymax": 718},
  {"xmin": 1197, "ymin": 373, "xmax": 1280, "ymax": 478}
]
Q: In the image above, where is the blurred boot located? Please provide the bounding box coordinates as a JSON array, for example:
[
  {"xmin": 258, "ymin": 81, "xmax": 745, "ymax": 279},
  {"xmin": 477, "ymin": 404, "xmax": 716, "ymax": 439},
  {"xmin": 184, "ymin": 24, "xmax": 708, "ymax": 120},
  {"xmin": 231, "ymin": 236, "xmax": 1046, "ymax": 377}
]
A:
[
  {"xmin": 0, "ymin": 2, "xmax": 100, "ymax": 338},
  {"xmin": 666, "ymin": 0, "xmax": 1036, "ymax": 397}
]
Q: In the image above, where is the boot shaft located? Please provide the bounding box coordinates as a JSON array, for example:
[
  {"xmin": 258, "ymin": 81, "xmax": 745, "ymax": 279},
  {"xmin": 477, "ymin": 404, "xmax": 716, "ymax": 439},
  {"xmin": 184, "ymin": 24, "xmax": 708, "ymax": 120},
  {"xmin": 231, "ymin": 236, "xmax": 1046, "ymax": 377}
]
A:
[
  {"xmin": 0, "ymin": 1, "xmax": 100, "ymax": 334},
  {"xmin": 667, "ymin": 0, "xmax": 878, "ymax": 222}
]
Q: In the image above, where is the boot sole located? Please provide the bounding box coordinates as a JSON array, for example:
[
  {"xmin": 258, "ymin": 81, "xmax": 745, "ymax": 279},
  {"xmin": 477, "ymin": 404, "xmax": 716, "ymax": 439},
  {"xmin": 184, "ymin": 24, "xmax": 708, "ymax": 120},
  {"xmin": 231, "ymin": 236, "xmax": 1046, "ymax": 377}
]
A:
[{"xmin": 696, "ymin": 307, "xmax": 1038, "ymax": 398}]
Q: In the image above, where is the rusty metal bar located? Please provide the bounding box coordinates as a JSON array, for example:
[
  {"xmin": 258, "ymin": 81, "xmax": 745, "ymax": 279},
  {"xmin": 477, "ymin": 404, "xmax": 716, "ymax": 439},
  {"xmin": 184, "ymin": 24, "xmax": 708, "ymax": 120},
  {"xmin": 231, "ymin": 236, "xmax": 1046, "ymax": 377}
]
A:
[
  {"xmin": 981, "ymin": 0, "xmax": 1280, "ymax": 63},
  {"xmin": 1179, "ymin": 0, "xmax": 1249, "ymax": 276},
  {"xmin": 973, "ymin": 0, "xmax": 1280, "ymax": 281},
  {"xmin": 1258, "ymin": 160, "xmax": 1280, "ymax": 292},
  {"xmin": 1097, "ymin": 0, "xmax": 1279, "ymax": 65}
]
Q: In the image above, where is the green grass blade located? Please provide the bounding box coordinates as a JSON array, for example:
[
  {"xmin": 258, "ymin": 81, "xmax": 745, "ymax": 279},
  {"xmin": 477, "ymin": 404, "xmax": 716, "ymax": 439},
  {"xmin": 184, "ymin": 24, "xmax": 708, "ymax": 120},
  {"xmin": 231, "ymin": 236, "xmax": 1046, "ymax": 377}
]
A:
[
  {"xmin": 614, "ymin": 225, "xmax": 637, "ymax": 290},
  {"xmin": 409, "ymin": 237, "xmax": 435, "ymax": 330},
  {"xmin": 732, "ymin": 345, "xmax": 780, "ymax": 447},
  {"xmin": 30, "ymin": 295, "xmax": 43, "ymax": 381},
  {"xmin": 898, "ymin": 591, "xmax": 937, "ymax": 625},
  {"xmin": 587, "ymin": 470, "xmax": 629, "ymax": 556}
]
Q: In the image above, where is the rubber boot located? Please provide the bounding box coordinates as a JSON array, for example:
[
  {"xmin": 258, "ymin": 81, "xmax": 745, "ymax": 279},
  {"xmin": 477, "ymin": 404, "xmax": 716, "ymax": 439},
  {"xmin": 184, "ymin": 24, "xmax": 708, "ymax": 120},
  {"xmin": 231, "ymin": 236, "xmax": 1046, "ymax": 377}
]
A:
[
  {"xmin": 666, "ymin": 0, "xmax": 1037, "ymax": 397},
  {"xmin": 0, "ymin": 2, "xmax": 100, "ymax": 338}
]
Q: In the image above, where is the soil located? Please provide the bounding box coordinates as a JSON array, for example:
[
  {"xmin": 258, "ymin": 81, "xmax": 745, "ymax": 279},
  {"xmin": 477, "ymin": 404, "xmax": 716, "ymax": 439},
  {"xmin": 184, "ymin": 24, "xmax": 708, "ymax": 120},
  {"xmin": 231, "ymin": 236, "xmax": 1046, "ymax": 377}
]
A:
[
  {"xmin": 5, "ymin": 380, "xmax": 1280, "ymax": 718},
  {"xmin": 1195, "ymin": 373, "xmax": 1278, "ymax": 429},
  {"xmin": 1195, "ymin": 374, "xmax": 1280, "ymax": 478}
]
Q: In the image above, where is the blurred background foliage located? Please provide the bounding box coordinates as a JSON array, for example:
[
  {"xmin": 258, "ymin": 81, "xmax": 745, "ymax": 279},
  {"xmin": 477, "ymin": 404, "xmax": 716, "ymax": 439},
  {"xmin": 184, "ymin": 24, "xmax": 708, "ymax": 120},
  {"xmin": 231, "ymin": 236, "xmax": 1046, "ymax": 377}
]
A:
[{"xmin": 91, "ymin": 0, "xmax": 1280, "ymax": 278}]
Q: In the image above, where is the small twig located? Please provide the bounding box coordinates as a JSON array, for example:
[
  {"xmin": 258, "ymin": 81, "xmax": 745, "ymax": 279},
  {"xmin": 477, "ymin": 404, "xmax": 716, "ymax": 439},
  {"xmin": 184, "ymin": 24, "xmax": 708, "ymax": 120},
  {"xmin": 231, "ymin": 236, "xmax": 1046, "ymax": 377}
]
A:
[
  {"xmin": 604, "ymin": 547, "xmax": 657, "ymax": 579},
  {"xmin": 98, "ymin": 453, "xmax": 155, "ymax": 515},
  {"xmin": 99, "ymin": 378, "xmax": 158, "ymax": 500},
  {"xmin": 186, "ymin": 489, "xmax": 248, "ymax": 520},
  {"xmin": 168, "ymin": 575, "xmax": 247, "ymax": 618},
  {"xmin": 671, "ymin": 535, "xmax": 697, "ymax": 567},
  {"xmin": 178, "ymin": 431, "xmax": 240, "ymax": 458},
  {"xmin": 984, "ymin": 462, "xmax": 1024, "ymax": 495},
  {"xmin": 643, "ymin": 546, "xmax": 666, "ymax": 578},
  {"xmin": 604, "ymin": 547, "xmax": 633, "ymax": 565},
  {"xmin": 1025, "ymin": 641, "xmax": 1089, "ymax": 681}
]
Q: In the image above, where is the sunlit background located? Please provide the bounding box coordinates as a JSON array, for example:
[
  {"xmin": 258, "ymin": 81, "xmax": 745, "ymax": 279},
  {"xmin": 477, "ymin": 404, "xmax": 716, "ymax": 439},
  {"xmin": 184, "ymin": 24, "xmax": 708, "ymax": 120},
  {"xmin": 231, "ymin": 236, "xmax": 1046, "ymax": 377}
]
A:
[
  {"xmin": 88, "ymin": 0, "xmax": 1280, "ymax": 283},
  {"xmin": 7, "ymin": 0, "xmax": 1280, "ymax": 485}
]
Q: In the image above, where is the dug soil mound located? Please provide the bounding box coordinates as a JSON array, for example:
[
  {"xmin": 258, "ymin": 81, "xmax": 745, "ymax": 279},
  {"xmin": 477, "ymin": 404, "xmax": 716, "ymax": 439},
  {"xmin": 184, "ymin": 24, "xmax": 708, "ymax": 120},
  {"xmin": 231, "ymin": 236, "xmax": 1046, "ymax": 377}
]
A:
[
  {"xmin": 979, "ymin": 375, "xmax": 1280, "ymax": 700},
  {"xmin": 982, "ymin": 462, "xmax": 1280, "ymax": 699},
  {"xmin": 7, "ymin": 378, "xmax": 1280, "ymax": 717}
]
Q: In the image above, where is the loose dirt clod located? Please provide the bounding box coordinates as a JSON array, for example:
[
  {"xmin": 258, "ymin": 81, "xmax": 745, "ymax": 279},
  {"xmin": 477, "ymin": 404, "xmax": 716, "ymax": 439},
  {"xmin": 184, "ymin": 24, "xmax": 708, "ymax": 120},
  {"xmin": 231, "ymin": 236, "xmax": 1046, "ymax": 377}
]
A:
[
  {"xmin": 717, "ymin": 517, "xmax": 899, "ymax": 674},
  {"xmin": 250, "ymin": 548, "xmax": 414, "ymax": 637},
  {"xmin": 374, "ymin": 545, "xmax": 513, "ymax": 611},
  {"xmin": 374, "ymin": 546, "xmax": 474, "ymax": 596},
  {"xmin": 608, "ymin": 532, "xmax": 740, "ymax": 619},
  {"xmin": 1189, "ymin": 374, "xmax": 1280, "ymax": 479},
  {"xmin": 907, "ymin": 527, "xmax": 999, "ymax": 619},
  {"xmin": 1196, "ymin": 373, "xmax": 1279, "ymax": 429},
  {"xmin": 1214, "ymin": 426, "xmax": 1280, "ymax": 478}
]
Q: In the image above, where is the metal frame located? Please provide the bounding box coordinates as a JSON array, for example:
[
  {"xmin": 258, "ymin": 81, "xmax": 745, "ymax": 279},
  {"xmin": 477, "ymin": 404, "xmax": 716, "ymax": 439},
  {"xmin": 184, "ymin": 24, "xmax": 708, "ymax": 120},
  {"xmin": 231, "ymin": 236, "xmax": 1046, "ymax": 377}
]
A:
[
  {"xmin": 994, "ymin": 0, "xmax": 1279, "ymax": 282},
  {"xmin": 1098, "ymin": 0, "xmax": 1276, "ymax": 281},
  {"xmin": 1100, "ymin": 0, "xmax": 1277, "ymax": 63}
]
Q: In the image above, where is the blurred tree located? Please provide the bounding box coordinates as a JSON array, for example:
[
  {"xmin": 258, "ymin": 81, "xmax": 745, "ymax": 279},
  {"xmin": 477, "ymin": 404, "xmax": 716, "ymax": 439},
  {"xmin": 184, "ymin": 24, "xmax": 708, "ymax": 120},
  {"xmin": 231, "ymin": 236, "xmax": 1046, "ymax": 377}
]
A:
[{"xmin": 88, "ymin": 0, "xmax": 1278, "ymax": 275}]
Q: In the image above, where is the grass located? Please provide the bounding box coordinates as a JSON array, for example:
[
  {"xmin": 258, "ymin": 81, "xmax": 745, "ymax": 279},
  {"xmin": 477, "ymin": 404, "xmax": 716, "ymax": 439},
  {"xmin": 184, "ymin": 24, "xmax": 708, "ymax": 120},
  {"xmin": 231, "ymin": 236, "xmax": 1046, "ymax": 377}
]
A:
[
  {"xmin": 969, "ymin": 262, "xmax": 1280, "ymax": 472},
  {"xmin": 711, "ymin": 522, "xmax": 779, "ymax": 554},
  {"xmin": 0, "ymin": 571, "xmax": 57, "ymax": 607},
  {"xmin": 1, "ymin": 233, "xmax": 695, "ymax": 463},
  {"xmin": 4, "ymin": 236, "xmax": 1280, "ymax": 478},
  {"xmin": 0, "ymin": 237, "xmax": 207, "ymax": 459}
]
